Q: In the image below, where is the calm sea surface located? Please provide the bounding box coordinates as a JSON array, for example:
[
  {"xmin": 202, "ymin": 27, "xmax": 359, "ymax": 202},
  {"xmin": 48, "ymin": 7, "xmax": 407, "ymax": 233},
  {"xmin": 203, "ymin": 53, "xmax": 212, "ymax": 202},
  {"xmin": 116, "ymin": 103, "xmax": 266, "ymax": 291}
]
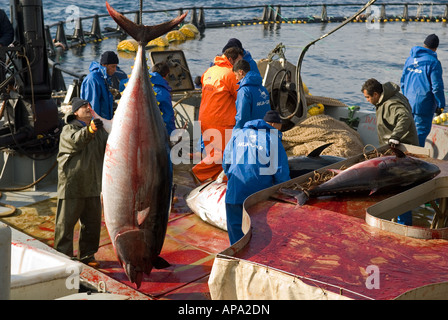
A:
[{"xmin": 17, "ymin": 1, "xmax": 448, "ymax": 108}]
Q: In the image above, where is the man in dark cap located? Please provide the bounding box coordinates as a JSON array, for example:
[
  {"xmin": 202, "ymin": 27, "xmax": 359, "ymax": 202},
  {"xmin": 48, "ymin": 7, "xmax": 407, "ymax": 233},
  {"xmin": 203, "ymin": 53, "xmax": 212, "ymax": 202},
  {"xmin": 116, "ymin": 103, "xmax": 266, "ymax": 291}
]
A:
[
  {"xmin": 81, "ymin": 51, "xmax": 122, "ymax": 120},
  {"xmin": 401, "ymin": 34, "xmax": 445, "ymax": 147},
  {"xmin": 54, "ymin": 97, "xmax": 108, "ymax": 268},
  {"xmin": 222, "ymin": 110, "xmax": 290, "ymax": 244}
]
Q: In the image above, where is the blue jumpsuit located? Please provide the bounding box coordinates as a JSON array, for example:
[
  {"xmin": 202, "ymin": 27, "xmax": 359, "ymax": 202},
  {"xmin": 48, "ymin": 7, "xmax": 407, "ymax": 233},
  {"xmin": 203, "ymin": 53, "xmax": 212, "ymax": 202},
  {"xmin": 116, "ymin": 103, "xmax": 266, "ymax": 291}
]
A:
[
  {"xmin": 223, "ymin": 119, "xmax": 290, "ymax": 244},
  {"xmin": 234, "ymin": 70, "xmax": 271, "ymax": 130},
  {"xmin": 150, "ymin": 71, "xmax": 175, "ymax": 136},
  {"xmin": 401, "ymin": 46, "xmax": 445, "ymax": 147}
]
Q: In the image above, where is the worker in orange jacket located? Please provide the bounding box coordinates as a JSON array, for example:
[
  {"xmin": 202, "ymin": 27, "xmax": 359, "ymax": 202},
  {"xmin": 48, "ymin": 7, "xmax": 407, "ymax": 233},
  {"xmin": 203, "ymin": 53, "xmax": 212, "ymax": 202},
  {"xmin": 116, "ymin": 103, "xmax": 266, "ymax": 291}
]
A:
[{"xmin": 192, "ymin": 47, "xmax": 244, "ymax": 183}]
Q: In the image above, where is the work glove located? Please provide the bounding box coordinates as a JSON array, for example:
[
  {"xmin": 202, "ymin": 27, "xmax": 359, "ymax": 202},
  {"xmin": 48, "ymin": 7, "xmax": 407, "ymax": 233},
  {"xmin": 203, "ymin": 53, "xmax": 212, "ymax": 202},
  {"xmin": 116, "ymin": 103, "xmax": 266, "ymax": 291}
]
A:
[
  {"xmin": 436, "ymin": 107, "xmax": 443, "ymax": 116},
  {"xmin": 388, "ymin": 138, "xmax": 400, "ymax": 148},
  {"xmin": 89, "ymin": 118, "xmax": 103, "ymax": 133}
]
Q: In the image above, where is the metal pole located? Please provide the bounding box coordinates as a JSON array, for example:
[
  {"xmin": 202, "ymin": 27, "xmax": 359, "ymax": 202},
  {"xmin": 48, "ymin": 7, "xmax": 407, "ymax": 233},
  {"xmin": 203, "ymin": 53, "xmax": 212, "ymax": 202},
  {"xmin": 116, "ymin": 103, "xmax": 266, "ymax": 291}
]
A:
[{"xmin": 140, "ymin": 0, "xmax": 143, "ymax": 24}]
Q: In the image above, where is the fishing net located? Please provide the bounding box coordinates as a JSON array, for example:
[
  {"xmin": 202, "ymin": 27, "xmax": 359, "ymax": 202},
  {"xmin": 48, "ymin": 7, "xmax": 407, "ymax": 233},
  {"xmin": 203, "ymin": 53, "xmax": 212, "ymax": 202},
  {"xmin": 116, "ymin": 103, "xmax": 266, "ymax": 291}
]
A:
[{"xmin": 282, "ymin": 114, "xmax": 364, "ymax": 158}]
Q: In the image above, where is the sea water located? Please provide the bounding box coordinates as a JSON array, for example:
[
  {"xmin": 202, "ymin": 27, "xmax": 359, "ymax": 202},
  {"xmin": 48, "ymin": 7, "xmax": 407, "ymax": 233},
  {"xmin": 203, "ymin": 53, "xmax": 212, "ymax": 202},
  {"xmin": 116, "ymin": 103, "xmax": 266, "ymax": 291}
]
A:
[{"xmin": 13, "ymin": 0, "xmax": 448, "ymax": 108}]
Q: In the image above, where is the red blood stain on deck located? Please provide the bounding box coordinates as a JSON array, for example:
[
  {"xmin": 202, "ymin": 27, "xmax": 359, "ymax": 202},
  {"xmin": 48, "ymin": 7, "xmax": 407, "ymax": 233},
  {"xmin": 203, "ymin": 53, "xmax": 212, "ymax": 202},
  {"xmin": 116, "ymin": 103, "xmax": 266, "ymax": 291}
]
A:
[{"xmin": 237, "ymin": 197, "xmax": 448, "ymax": 300}]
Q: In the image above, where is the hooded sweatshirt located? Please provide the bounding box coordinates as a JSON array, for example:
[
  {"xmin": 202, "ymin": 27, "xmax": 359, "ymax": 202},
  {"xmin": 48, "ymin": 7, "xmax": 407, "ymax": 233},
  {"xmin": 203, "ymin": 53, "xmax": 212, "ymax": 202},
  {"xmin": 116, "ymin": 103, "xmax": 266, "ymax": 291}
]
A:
[
  {"xmin": 81, "ymin": 61, "xmax": 114, "ymax": 120},
  {"xmin": 375, "ymin": 82, "xmax": 419, "ymax": 146},
  {"xmin": 223, "ymin": 119, "xmax": 290, "ymax": 204},
  {"xmin": 243, "ymin": 50, "xmax": 260, "ymax": 76},
  {"xmin": 234, "ymin": 70, "xmax": 271, "ymax": 130},
  {"xmin": 401, "ymin": 46, "xmax": 445, "ymax": 115},
  {"xmin": 150, "ymin": 71, "xmax": 175, "ymax": 136}
]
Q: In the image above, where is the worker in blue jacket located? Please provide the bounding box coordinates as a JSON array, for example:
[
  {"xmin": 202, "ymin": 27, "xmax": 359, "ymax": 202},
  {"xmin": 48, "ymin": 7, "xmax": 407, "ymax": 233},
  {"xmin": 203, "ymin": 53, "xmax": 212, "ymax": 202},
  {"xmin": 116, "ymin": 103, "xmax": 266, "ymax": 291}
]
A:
[
  {"xmin": 223, "ymin": 110, "xmax": 290, "ymax": 245},
  {"xmin": 233, "ymin": 59, "xmax": 271, "ymax": 130},
  {"xmin": 150, "ymin": 62, "xmax": 176, "ymax": 136},
  {"xmin": 80, "ymin": 51, "xmax": 119, "ymax": 120},
  {"xmin": 400, "ymin": 34, "xmax": 446, "ymax": 147}
]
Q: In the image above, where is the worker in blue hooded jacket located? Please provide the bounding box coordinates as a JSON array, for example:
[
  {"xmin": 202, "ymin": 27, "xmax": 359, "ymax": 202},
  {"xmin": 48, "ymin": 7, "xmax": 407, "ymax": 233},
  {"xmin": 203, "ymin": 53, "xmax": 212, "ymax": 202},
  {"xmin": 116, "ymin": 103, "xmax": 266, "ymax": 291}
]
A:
[
  {"xmin": 150, "ymin": 62, "xmax": 175, "ymax": 136},
  {"xmin": 80, "ymin": 51, "xmax": 119, "ymax": 120},
  {"xmin": 233, "ymin": 59, "xmax": 271, "ymax": 130},
  {"xmin": 401, "ymin": 34, "xmax": 446, "ymax": 147},
  {"xmin": 223, "ymin": 110, "xmax": 290, "ymax": 245}
]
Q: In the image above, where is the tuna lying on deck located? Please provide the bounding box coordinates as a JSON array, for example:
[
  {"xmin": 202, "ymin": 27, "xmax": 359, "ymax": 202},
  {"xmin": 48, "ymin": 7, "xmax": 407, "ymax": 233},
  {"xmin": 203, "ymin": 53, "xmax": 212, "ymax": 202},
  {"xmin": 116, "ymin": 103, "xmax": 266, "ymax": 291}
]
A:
[{"xmin": 281, "ymin": 148, "xmax": 441, "ymax": 206}]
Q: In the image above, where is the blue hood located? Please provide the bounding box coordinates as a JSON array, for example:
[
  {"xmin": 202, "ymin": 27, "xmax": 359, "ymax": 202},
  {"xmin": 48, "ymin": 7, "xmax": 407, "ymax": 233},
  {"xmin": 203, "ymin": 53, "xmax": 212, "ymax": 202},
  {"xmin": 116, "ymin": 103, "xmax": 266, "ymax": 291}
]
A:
[
  {"xmin": 243, "ymin": 119, "xmax": 282, "ymax": 139},
  {"xmin": 409, "ymin": 46, "xmax": 438, "ymax": 59},
  {"xmin": 150, "ymin": 72, "xmax": 172, "ymax": 92},
  {"xmin": 238, "ymin": 70, "xmax": 263, "ymax": 88},
  {"xmin": 88, "ymin": 61, "xmax": 108, "ymax": 77}
]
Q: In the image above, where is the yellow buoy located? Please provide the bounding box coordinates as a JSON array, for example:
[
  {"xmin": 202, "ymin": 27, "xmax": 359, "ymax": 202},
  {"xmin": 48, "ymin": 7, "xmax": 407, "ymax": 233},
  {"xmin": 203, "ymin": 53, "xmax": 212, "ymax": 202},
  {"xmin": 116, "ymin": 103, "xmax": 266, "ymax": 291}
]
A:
[
  {"xmin": 179, "ymin": 23, "xmax": 199, "ymax": 39},
  {"xmin": 147, "ymin": 36, "xmax": 169, "ymax": 47},
  {"xmin": 166, "ymin": 30, "xmax": 186, "ymax": 42},
  {"xmin": 179, "ymin": 26, "xmax": 196, "ymax": 38},
  {"xmin": 182, "ymin": 23, "xmax": 199, "ymax": 34},
  {"xmin": 117, "ymin": 39, "xmax": 138, "ymax": 52},
  {"xmin": 307, "ymin": 104, "xmax": 325, "ymax": 116}
]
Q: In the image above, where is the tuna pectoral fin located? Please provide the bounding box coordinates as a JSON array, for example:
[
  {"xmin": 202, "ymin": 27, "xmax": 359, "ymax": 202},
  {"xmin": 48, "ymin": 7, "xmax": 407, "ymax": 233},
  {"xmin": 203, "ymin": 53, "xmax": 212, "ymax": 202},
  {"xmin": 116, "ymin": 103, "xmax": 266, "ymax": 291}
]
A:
[
  {"xmin": 137, "ymin": 207, "xmax": 150, "ymax": 226},
  {"xmin": 279, "ymin": 188, "xmax": 309, "ymax": 206},
  {"xmin": 153, "ymin": 256, "xmax": 170, "ymax": 269}
]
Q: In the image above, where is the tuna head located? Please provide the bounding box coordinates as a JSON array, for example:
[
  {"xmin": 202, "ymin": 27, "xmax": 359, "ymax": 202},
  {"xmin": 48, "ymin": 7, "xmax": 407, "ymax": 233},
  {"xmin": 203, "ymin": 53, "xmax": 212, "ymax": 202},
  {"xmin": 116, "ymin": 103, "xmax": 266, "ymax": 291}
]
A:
[{"xmin": 114, "ymin": 229, "xmax": 170, "ymax": 287}]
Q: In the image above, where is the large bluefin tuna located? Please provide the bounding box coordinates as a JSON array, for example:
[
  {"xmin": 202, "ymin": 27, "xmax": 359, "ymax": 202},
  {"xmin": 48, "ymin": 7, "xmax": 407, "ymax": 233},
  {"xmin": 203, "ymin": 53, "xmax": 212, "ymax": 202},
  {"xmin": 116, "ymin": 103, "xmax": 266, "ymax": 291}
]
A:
[
  {"xmin": 281, "ymin": 148, "xmax": 440, "ymax": 206},
  {"xmin": 102, "ymin": 2, "xmax": 187, "ymax": 288}
]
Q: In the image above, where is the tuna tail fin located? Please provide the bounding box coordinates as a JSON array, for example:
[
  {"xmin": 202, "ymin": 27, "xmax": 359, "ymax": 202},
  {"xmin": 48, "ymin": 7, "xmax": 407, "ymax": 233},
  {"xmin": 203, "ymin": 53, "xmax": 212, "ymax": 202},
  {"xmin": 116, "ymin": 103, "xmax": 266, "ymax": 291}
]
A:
[
  {"xmin": 106, "ymin": 2, "xmax": 188, "ymax": 45},
  {"xmin": 390, "ymin": 147, "xmax": 406, "ymax": 158},
  {"xmin": 279, "ymin": 188, "xmax": 309, "ymax": 206}
]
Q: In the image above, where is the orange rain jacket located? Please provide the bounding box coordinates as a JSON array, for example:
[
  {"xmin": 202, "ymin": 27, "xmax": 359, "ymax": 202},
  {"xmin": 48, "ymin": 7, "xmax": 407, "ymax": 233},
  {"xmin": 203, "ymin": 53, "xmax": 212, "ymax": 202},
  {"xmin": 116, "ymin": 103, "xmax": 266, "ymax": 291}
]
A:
[
  {"xmin": 199, "ymin": 54, "xmax": 239, "ymax": 127},
  {"xmin": 193, "ymin": 55, "xmax": 239, "ymax": 182}
]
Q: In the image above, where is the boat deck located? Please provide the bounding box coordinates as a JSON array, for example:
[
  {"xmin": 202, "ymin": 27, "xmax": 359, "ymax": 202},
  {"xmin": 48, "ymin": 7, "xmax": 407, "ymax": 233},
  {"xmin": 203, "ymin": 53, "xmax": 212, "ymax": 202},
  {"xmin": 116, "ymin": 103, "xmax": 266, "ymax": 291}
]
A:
[
  {"xmin": 3, "ymin": 151, "xmax": 448, "ymax": 299},
  {"xmin": 228, "ymin": 155, "xmax": 448, "ymax": 300},
  {"xmin": 1, "ymin": 163, "xmax": 229, "ymax": 300}
]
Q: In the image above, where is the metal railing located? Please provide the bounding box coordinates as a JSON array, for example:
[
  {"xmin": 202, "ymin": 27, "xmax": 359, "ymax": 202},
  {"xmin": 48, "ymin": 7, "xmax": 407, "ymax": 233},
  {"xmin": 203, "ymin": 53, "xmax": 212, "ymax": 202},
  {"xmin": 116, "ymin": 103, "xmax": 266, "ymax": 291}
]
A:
[
  {"xmin": 45, "ymin": 2, "xmax": 448, "ymax": 50},
  {"xmin": 44, "ymin": 3, "xmax": 448, "ymax": 93}
]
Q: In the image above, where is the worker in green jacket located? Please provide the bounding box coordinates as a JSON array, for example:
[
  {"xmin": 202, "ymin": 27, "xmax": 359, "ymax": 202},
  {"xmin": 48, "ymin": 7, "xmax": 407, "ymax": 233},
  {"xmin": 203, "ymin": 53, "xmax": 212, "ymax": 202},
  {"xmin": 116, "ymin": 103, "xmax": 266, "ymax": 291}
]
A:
[
  {"xmin": 361, "ymin": 78, "xmax": 419, "ymax": 147},
  {"xmin": 361, "ymin": 78, "xmax": 418, "ymax": 226},
  {"xmin": 54, "ymin": 97, "xmax": 108, "ymax": 268}
]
